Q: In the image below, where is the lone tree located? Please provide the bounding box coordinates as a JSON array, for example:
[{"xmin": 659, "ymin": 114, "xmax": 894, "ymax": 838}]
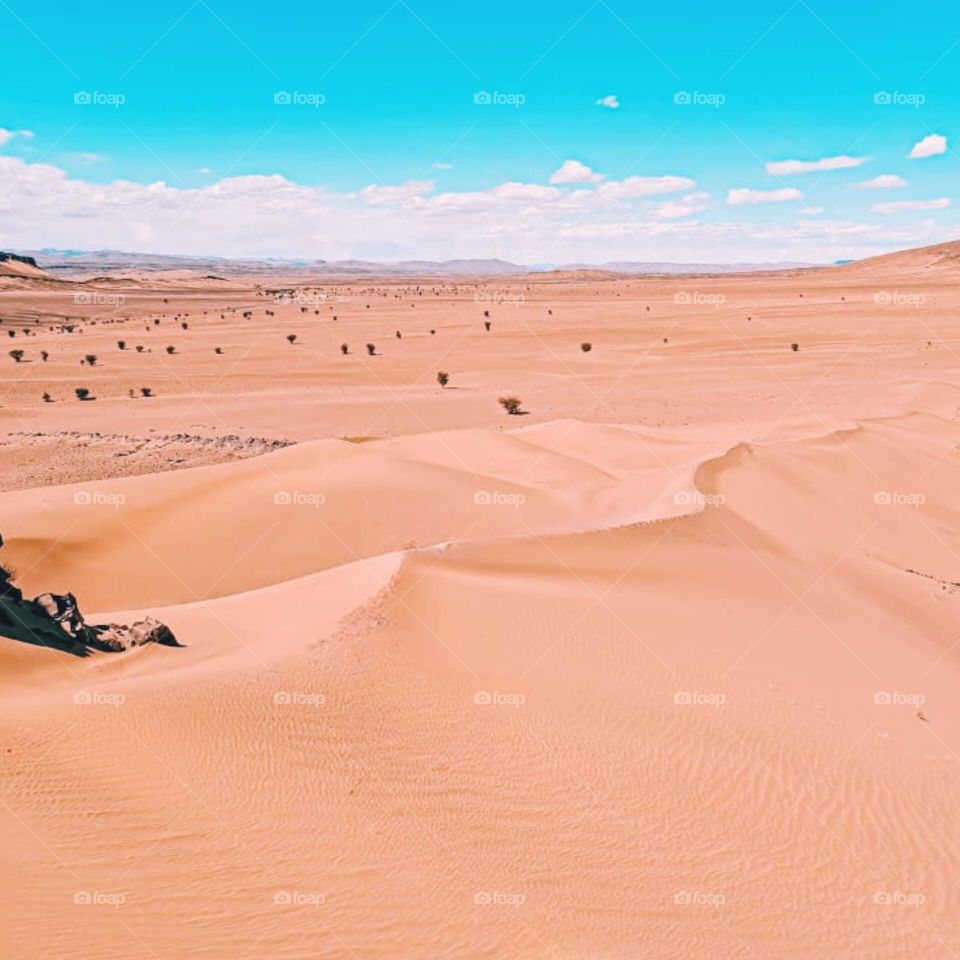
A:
[
  {"xmin": 84, "ymin": 354, "xmax": 98, "ymax": 366},
  {"xmin": 498, "ymin": 396, "xmax": 524, "ymax": 415},
  {"xmin": 8, "ymin": 349, "xmax": 24, "ymax": 363},
  {"xmin": 117, "ymin": 340, "xmax": 126, "ymax": 350},
  {"xmin": 75, "ymin": 387, "xmax": 92, "ymax": 400},
  {"xmin": 287, "ymin": 334, "xmax": 297, "ymax": 345},
  {"xmin": 141, "ymin": 387, "xmax": 153, "ymax": 398},
  {"xmin": 366, "ymin": 343, "xmax": 376, "ymax": 356},
  {"xmin": 437, "ymin": 371, "xmax": 450, "ymax": 387},
  {"xmin": 340, "ymin": 343, "xmax": 349, "ymax": 355},
  {"xmin": 215, "ymin": 347, "xmax": 224, "ymax": 354},
  {"xmin": 42, "ymin": 392, "xmax": 52, "ymax": 403},
  {"xmin": 484, "ymin": 320, "xmax": 492, "ymax": 331},
  {"xmin": 166, "ymin": 345, "xmax": 176, "ymax": 355},
  {"xmin": 580, "ymin": 342, "xmax": 592, "ymax": 353}
]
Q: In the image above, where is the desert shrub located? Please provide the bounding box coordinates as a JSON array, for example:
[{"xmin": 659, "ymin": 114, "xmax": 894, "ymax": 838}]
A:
[
  {"xmin": 117, "ymin": 340, "xmax": 126, "ymax": 350},
  {"xmin": 580, "ymin": 342, "xmax": 592, "ymax": 352},
  {"xmin": 166, "ymin": 346, "xmax": 176, "ymax": 355},
  {"xmin": 287, "ymin": 334, "xmax": 297, "ymax": 344},
  {"xmin": 366, "ymin": 343, "xmax": 376, "ymax": 356},
  {"xmin": 75, "ymin": 387, "xmax": 91, "ymax": 400},
  {"xmin": 437, "ymin": 371, "xmax": 449, "ymax": 387},
  {"xmin": 84, "ymin": 354, "xmax": 98, "ymax": 366},
  {"xmin": 40, "ymin": 350, "xmax": 49, "ymax": 361},
  {"xmin": 498, "ymin": 396, "xmax": 524, "ymax": 415},
  {"xmin": 141, "ymin": 387, "xmax": 153, "ymax": 397},
  {"xmin": 484, "ymin": 321, "xmax": 491, "ymax": 331},
  {"xmin": 340, "ymin": 343, "xmax": 349, "ymax": 355},
  {"xmin": 42, "ymin": 392, "xmax": 52, "ymax": 402},
  {"xmin": 8, "ymin": 349, "xmax": 24, "ymax": 362},
  {"xmin": 791, "ymin": 343, "xmax": 799, "ymax": 352}
]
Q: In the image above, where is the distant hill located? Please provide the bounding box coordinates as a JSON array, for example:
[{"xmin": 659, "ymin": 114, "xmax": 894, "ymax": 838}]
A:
[{"xmin": 19, "ymin": 248, "xmax": 819, "ymax": 280}]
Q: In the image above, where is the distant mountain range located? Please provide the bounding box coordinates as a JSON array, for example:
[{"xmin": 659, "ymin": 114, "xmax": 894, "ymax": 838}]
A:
[{"xmin": 18, "ymin": 248, "xmax": 818, "ymax": 279}]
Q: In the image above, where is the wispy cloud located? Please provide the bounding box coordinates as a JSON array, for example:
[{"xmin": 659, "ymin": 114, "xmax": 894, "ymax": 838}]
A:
[
  {"xmin": 872, "ymin": 197, "xmax": 950, "ymax": 213},
  {"xmin": 852, "ymin": 174, "xmax": 906, "ymax": 189},
  {"xmin": 595, "ymin": 95, "xmax": 620, "ymax": 109},
  {"xmin": 727, "ymin": 187, "xmax": 803, "ymax": 205},
  {"xmin": 766, "ymin": 155, "xmax": 867, "ymax": 175}
]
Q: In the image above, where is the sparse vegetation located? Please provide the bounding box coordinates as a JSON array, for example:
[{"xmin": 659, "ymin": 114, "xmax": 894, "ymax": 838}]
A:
[
  {"xmin": 117, "ymin": 340, "xmax": 126, "ymax": 350},
  {"xmin": 484, "ymin": 320, "xmax": 491, "ymax": 331},
  {"xmin": 499, "ymin": 396, "xmax": 524, "ymax": 415},
  {"xmin": 580, "ymin": 342, "xmax": 592, "ymax": 352},
  {"xmin": 791, "ymin": 343, "xmax": 799, "ymax": 352},
  {"xmin": 40, "ymin": 350, "xmax": 49, "ymax": 361},
  {"xmin": 75, "ymin": 387, "xmax": 92, "ymax": 400},
  {"xmin": 141, "ymin": 387, "xmax": 153, "ymax": 398},
  {"xmin": 166, "ymin": 346, "xmax": 176, "ymax": 355},
  {"xmin": 42, "ymin": 392, "xmax": 52, "ymax": 403},
  {"xmin": 84, "ymin": 354, "xmax": 98, "ymax": 366},
  {"xmin": 8, "ymin": 349, "xmax": 24, "ymax": 363},
  {"xmin": 366, "ymin": 342, "xmax": 376, "ymax": 356},
  {"xmin": 287, "ymin": 334, "xmax": 297, "ymax": 345},
  {"xmin": 437, "ymin": 371, "xmax": 450, "ymax": 387},
  {"xmin": 215, "ymin": 347, "xmax": 223, "ymax": 354},
  {"xmin": 340, "ymin": 343, "xmax": 349, "ymax": 355}
]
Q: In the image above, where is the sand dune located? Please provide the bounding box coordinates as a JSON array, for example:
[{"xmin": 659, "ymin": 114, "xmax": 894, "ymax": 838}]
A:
[{"xmin": 3, "ymin": 245, "xmax": 960, "ymax": 958}]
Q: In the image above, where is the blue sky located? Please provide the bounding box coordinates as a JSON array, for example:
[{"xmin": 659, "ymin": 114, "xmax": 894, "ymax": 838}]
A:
[{"xmin": 0, "ymin": 0, "xmax": 956, "ymax": 262}]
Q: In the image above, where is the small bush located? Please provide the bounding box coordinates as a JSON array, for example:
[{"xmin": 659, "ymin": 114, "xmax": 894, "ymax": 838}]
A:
[
  {"xmin": 484, "ymin": 320, "xmax": 491, "ymax": 331},
  {"xmin": 340, "ymin": 343, "xmax": 349, "ymax": 355},
  {"xmin": 75, "ymin": 387, "xmax": 91, "ymax": 400},
  {"xmin": 287, "ymin": 334, "xmax": 297, "ymax": 344},
  {"xmin": 437, "ymin": 371, "xmax": 450, "ymax": 387},
  {"xmin": 791, "ymin": 343, "xmax": 799, "ymax": 352},
  {"xmin": 366, "ymin": 343, "xmax": 376, "ymax": 356},
  {"xmin": 498, "ymin": 396, "xmax": 524, "ymax": 415},
  {"xmin": 580, "ymin": 342, "xmax": 592, "ymax": 353},
  {"xmin": 141, "ymin": 387, "xmax": 153, "ymax": 398},
  {"xmin": 42, "ymin": 392, "xmax": 52, "ymax": 403},
  {"xmin": 8, "ymin": 349, "xmax": 24, "ymax": 362},
  {"xmin": 166, "ymin": 346, "xmax": 176, "ymax": 355},
  {"xmin": 85, "ymin": 354, "xmax": 98, "ymax": 366},
  {"xmin": 41, "ymin": 350, "xmax": 49, "ymax": 361}
]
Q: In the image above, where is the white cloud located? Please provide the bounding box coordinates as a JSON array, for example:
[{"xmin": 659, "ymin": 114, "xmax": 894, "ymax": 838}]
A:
[
  {"xmin": 0, "ymin": 153, "xmax": 951, "ymax": 265},
  {"xmin": 549, "ymin": 160, "xmax": 604, "ymax": 184},
  {"xmin": 799, "ymin": 206, "xmax": 824, "ymax": 215},
  {"xmin": 872, "ymin": 197, "xmax": 950, "ymax": 213},
  {"xmin": 595, "ymin": 95, "xmax": 620, "ymax": 109},
  {"xmin": 908, "ymin": 134, "xmax": 947, "ymax": 159},
  {"xmin": 765, "ymin": 155, "xmax": 867, "ymax": 175},
  {"xmin": 595, "ymin": 175, "xmax": 695, "ymax": 200},
  {"xmin": 852, "ymin": 174, "xmax": 906, "ymax": 189},
  {"xmin": 727, "ymin": 187, "xmax": 803, "ymax": 205},
  {"xmin": 0, "ymin": 128, "xmax": 34, "ymax": 147},
  {"xmin": 433, "ymin": 162, "xmax": 454, "ymax": 170},
  {"xmin": 652, "ymin": 192, "xmax": 710, "ymax": 219},
  {"xmin": 358, "ymin": 180, "xmax": 435, "ymax": 204}
]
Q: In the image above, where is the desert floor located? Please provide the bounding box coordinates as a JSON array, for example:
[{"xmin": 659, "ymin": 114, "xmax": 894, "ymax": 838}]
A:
[{"xmin": 2, "ymin": 249, "xmax": 960, "ymax": 958}]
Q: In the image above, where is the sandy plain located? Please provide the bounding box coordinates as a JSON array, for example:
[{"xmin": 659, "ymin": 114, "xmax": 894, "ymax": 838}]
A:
[{"xmin": 2, "ymin": 242, "xmax": 960, "ymax": 958}]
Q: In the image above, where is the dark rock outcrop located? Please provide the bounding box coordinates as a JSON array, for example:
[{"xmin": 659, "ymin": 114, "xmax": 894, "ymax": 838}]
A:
[{"xmin": 0, "ymin": 535, "xmax": 179, "ymax": 656}]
